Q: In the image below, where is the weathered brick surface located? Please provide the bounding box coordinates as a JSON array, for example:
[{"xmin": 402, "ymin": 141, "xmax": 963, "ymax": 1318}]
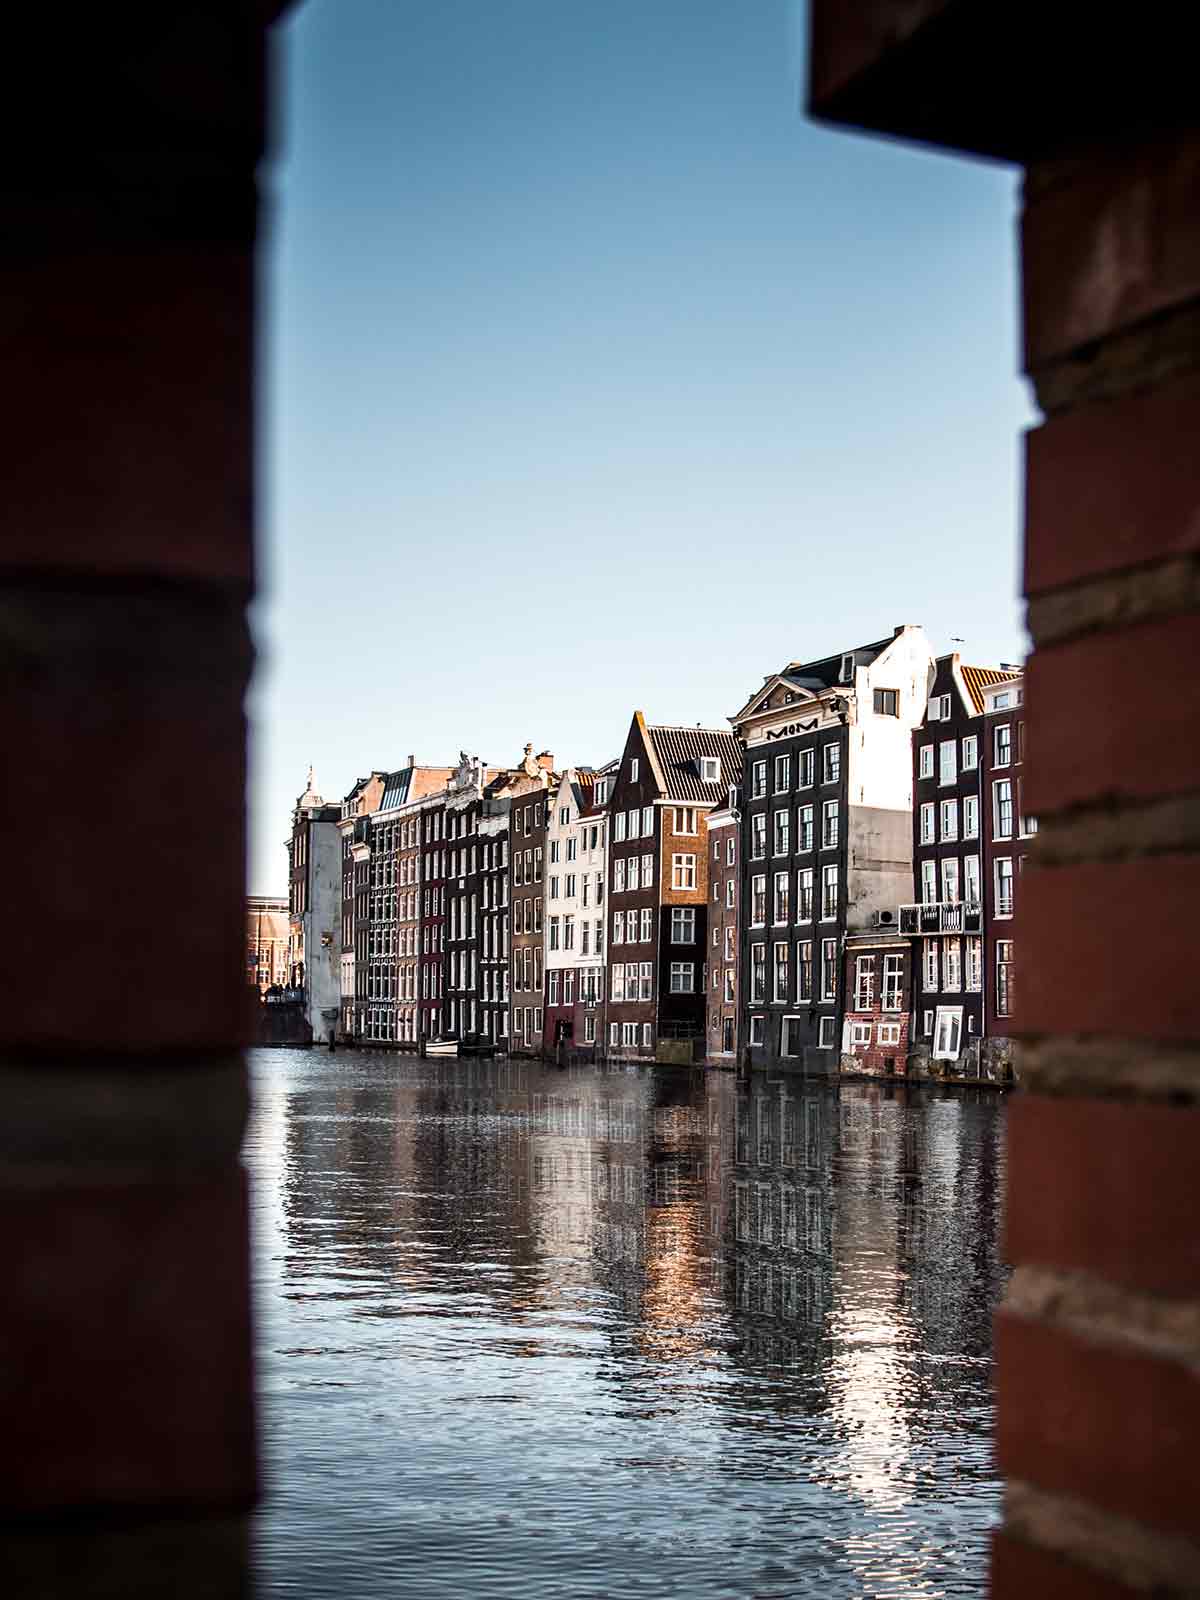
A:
[
  {"xmin": 1016, "ymin": 858, "xmax": 1200, "ymax": 1041},
  {"xmin": 0, "ymin": 1172, "xmax": 256, "ymax": 1514},
  {"xmin": 1024, "ymin": 615, "xmax": 1200, "ymax": 813},
  {"xmin": 0, "ymin": 587, "xmax": 250, "ymax": 1054},
  {"xmin": 2, "ymin": 246, "xmax": 254, "ymax": 588},
  {"xmin": 1025, "ymin": 374, "xmax": 1200, "ymax": 598},
  {"xmin": 1006, "ymin": 1096, "xmax": 1200, "ymax": 1298},
  {"xmin": 990, "ymin": 1530, "xmax": 1139, "ymax": 1600},
  {"xmin": 995, "ymin": 1311, "xmax": 1200, "ymax": 1540},
  {"xmin": 1023, "ymin": 128, "xmax": 1200, "ymax": 371}
]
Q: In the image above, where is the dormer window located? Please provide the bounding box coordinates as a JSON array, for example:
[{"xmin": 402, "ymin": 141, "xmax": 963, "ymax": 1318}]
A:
[
  {"xmin": 838, "ymin": 654, "xmax": 855, "ymax": 684},
  {"xmin": 700, "ymin": 757, "xmax": 720, "ymax": 783}
]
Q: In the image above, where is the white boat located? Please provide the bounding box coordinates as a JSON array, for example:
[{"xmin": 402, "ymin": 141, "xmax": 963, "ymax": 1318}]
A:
[{"xmin": 425, "ymin": 1039, "xmax": 459, "ymax": 1058}]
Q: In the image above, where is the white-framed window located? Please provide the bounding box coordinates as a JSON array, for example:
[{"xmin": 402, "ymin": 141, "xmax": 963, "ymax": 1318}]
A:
[
  {"xmin": 613, "ymin": 812, "xmax": 626, "ymax": 842},
  {"xmin": 798, "ymin": 805, "xmax": 814, "ymax": 851},
  {"xmin": 940, "ymin": 798, "xmax": 958, "ymax": 841},
  {"xmin": 966, "ymin": 936, "xmax": 983, "ymax": 992},
  {"xmin": 932, "ymin": 1005, "xmax": 963, "ymax": 1060},
  {"xmin": 941, "ymin": 857, "xmax": 960, "ymax": 904},
  {"xmin": 923, "ymin": 938, "xmax": 938, "ymax": 992},
  {"xmin": 612, "ymin": 910, "xmax": 624, "ymax": 945},
  {"xmin": 700, "ymin": 756, "xmax": 720, "ymax": 784},
  {"xmin": 921, "ymin": 859, "xmax": 937, "ymax": 904},
  {"xmin": 749, "ymin": 1014, "xmax": 765, "ymax": 1047},
  {"xmin": 920, "ymin": 803, "xmax": 935, "ymax": 844},
  {"xmin": 640, "ymin": 907, "xmax": 653, "ymax": 942},
  {"xmin": 549, "ymin": 916, "xmax": 561, "ymax": 951},
  {"xmin": 821, "ymin": 864, "xmax": 838, "ymax": 919},
  {"xmin": 873, "ymin": 688, "xmax": 899, "ymax": 717},
  {"xmin": 798, "ymin": 749, "xmax": 815, "ymax": 788},
  {"xmin": 675, "ymin": 806, "xmax": 697, "ymax": 834},
  {"xmin": 727, "ymin": 837, "xmax": 736, "ymax": 866},
  {"xmin": 642, "ymin": 1021, "xmax": 653, "ymax": 1047},
  {"xmin": 642, "ymin": 806, "xmax": 654, "ymax": 835},
  {"xmin": 878, "ymin": 1022, "xmax": 901, "ymax": 1046},
  {"xmin": 669, "ymin": 961, "xmax": 695, "ymax": 993},
  {"xmin": 964, "ymin": 854, "xmax": 981, "ymax": 907},
  {"xmin": 548, "ymin": 971, "xmax": 560, "ymax": 1006},
  {"xmin": 962, "ymin": 734, "xmax": 978, "ymax": 771},
  {"xmin": 822, "ymin": 743, "xmax": 841, "ymax": 785},
  {"xmin": 642, "ymin": 852, "xmax": 653, "ymax": 888},
  {"xmin": 584, "ymin": 1014, "xmax": 596, "ymax": 1044},
  {"xmin": 882, "ymin": 954, "xmax": 904, "ymax": 1011},
  {"xmin": 671, "ymin": 854, "xmax": 696, "ymax": 891},
  {"xmin": 773, "ymin": 871, "xmax": 790, "ymax": 924},
  {"xmin": 850, "ymin": 1021, "xmax": 872, "ymax": 1046},
  {"xmin": 751, "ymin": 760, "xmax": 767, "ymax": 799},
  {"xmin": 797, "ymin": 867, "xmax": 814, "ymax": 921},
  {"xmin": 609, "ymin": 1021, "xmax": 620, "ymax": 1046},
  {"xmin": 773, "ymin": 942, "xmax": 790, "ymax": 1002},
  {"xmin": 750, "ymin": 944, "xmax": 766, "ymax": 1003},
  {"xmin": 751, "ymin": 813, "xmax": 767, "ymax": 859},
  {"xmin": 994, "ymin": 857, "xmax": 1014, "ymax": 917},
  {"xmin": 996, "ymin": 939, "xmax": 1014, "ymax": 1017},
  {"xmin": 993, "ymin": 779, "xmax": 1014, "ymax": 840},
  {"xmin": 994, "ymin": 723, "xmax": 1012, "ymax": 767},
  {"xmin": 821, "ymin": 939, "xmax": 837, "ymax": 1002},
  {"xmin": 939, "ymin": 740, "xmax": 957, "ymax": 786},
  {"xmin": 625, "ymin": 961, "xmax": 640, "ymax": 1000},
  {"xmin": 818, "ymin": 1015, "xmax": 836, "ymax": 1049},
  {"xmin": 752, "ymin": 876, "xmax": 771, "ymax": 928},
  {"xmin": 838, "ymin": 653, "xmax": 855, "ymax": 684},
  {"xmin": 671, "ymin": 907, "xmax": 695, "ymax": 944},
  {"xmin": 796, "ymin": 941, "xmax": 813, "ymax": 1002},
  {"xmin": 627, "ymin": 857, "xmax": 640, "ymax": 893},
  {"xmin": 919, "ymin": 744, "xmax": 934, "ymax": 780},
  {"xmin": 943, "ymin": 937, "xmax": 962, "ymax": 991},
  {"xmin": 628, "ymin": 808, "xmax": 641, "ymax": 841},
  {"xmin": 621, "ymin": 1021, "xmax": 637, "ymax": 1047},
  {"xmin": 725, "ymin": 879, "xmax": 735, "ymax": 909},
  {"xmin": 922, "ymin": 1008, "xmax": 933, "ymax": 1037},
  {"xmin": 773, "ymin": 809, "xmax": 790, "ymax": 856},
  {"xmin": 629, "ymin": 757, "xmax": 639, "ymax": 782},
  {"xmin": 963, "ymin": 794, "xmax": 979, "ymax": 839},
  {"xmin": 822, "ymin": 800, "xmax": 839, "ymax": 849},
  {"xmin": 774, "ymin": 754, "xmax": 791, "ymax": 793},
  {"xmin": 855, "ymin": 955, "xmax": 874, "ymax": 1010},
  {"xmin": 723, "ymin": 968, "xmax": 735, "ymax": 1003},
  {"xmin": 613, "ymin": 857, "xmax": 626, "ymax": 894}
]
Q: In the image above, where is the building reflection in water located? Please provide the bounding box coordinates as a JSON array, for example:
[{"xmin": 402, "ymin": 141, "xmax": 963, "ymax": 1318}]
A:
[{"xmin": 248, "ymin": 1051, "xmax": 1006, "ymax": 1599}]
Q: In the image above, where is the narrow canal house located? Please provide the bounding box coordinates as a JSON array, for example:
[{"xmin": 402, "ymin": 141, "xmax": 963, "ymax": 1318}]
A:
[
  {"xmin": 443, "ymin": 753, "xmax": 488, "ymax": 1042},
  {"xmin": 418, "ymin": 789, "xmax": 448, "ymax": 1042},
  {"xmin": 337, "ymin": 770, "xmax": 388, "ymax": 1040},
  {"xmin": 840, "ymin": 930, "xmax": 912, "ymax": 1074},
  {"xmin": 543, "ymin": 767, "xmax": 599, "ymax": 1052},
  {"xmin": 981, "ymin": 671, "xmax": 1029, "ymax": 1075},
  {"xmin": 506, "ymin": 746, "xmax": 556, "ymax": 1053},
  {"xmin": 374, "ymin": 761, "xmax": 455, "ymax": 1047},
  {"xmin": 705, "ymin": 798, "xmax": 740, "ymax": 1060},
  {"xmin": 604, "ymin": 713, "xmax": 742, "ymax": 1060},
  {"xmin": 477, "ymin": 779, "xmax": 511, "ymax": 1049},
  {"xmin": 729, "ymin": 625, "xmax": 934, "ymax": 1072},
  {"xmin": 571, "ymin": 764, "xmax": 612, "ymax": 1053},
  {"xmin": 904, "ymin": 655, "xmax": 1021, "ymax": 1067},
  {"xmin": 286, "ymin": 769, "xmax": 342, "ymax": 1043}
]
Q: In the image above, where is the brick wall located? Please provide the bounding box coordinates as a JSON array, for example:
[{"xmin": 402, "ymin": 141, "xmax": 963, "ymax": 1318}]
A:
[{"xmin": 809, "ymin": 8, "xmax": 1200, "ymax": 1595}]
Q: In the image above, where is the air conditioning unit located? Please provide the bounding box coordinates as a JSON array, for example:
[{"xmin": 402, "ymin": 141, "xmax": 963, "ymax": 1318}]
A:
[{"xmin": 874, "ymin": 909, "xmax": 898, "ymax": 928}]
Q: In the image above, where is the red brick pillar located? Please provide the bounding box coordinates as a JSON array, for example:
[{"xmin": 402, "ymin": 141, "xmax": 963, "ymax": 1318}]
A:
[
  {"xmin": 0, "ymin": 9, "xmax": 277, "ymax": 1590},
  {"xmin": 808, "ymin": 7, "xmax": 1200, "ymax": 1594}
]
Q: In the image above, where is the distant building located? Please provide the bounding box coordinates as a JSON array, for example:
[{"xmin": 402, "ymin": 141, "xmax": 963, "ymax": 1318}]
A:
[
  {"xmin": 840, "ymin": 931, "xmax": 912, "ymax": 1074},
  {"xmin": 543, "ymin": 765, "xmax": 610, "ymax": 1054},
  {"xmin": 247, "ymin": 895, "xmax": 289, "ymax": 995},
  {"xmin": 418, "ymin": 792, "xmax": 448, "ymax": 1042},
  {"xmin": 905, "ymin": 655, "xmax": 1021, "ymax": 1068},
  {"xmin": 605, "ymin": 713, "xmax": 742, "ymax": 1060},
  {"xmin": 337, "ymin": 771, "xmax": 388, "ymax": 1040},
  {"xmin": 508, "ymin": 747, "xmax": 556, "ymax": 1054},
  {"xmin": 981, "ymin": 672, "xmax": 1029, "ymax": 1074},
  {"xmin": 705, "ymin": 800, "xmax": 740, "ymax": 1059},
  {"xmin": 286, "ymin": 770, "xmax": 341, "ymax": 1044},
  {"xmin": 730, "ymin": 625, "xmax": 934, "ymax": 1073}
]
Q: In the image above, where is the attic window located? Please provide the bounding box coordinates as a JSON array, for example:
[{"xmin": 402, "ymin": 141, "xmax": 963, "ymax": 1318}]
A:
[
  {"xmin": 838, "ymin": 654, "xmax": 855, "ymax": 684},
  {"xmin": 700, "ymin": 757, "xmax": 720, "ymax": 783}
]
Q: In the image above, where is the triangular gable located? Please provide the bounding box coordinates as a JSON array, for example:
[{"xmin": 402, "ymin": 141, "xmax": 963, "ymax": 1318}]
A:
[{"xmin": 732, "ymin": 674, "xmax": 822, "ymax": 724}]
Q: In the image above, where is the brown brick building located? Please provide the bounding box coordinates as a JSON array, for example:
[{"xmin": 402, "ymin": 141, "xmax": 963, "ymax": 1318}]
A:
[
  {"xmin": 840, "ymin": 932, "xmax": 912, "ymax": 1075},
  {"xmin": 508, "ymin": 745, "xmax": 555, "ymax": 1054},
  {"xmin": 605, "ymin": 713, "xmax": 741, "ymax": 1061},
  {"xmin": 704, "ymin": 802, "xmax": 740, "ymax": 1059}
]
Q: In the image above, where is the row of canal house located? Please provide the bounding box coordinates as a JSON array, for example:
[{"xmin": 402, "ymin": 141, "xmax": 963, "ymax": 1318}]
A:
[{"xmin": 285, "ymin": 625, "xmax": 1025, "ymax": 1072}]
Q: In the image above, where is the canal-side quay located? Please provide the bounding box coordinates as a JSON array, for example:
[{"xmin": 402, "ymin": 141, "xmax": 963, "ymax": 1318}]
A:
[{"xmin": 248, "ymin": 1046, "xmax": 1006, "ymax": 1599}]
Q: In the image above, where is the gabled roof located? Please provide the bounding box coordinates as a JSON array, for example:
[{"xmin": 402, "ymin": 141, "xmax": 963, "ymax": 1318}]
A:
[
  {"xmin": 379, "ymin": 764, "xmax": 455, "ymax": 811},
  {"xmin": 644, "ymin": 724, "xmax": 742, "ymax": 804},
  {"xmin": 780, "ymin": 634, "xmax": 895, "ymax": 689},
  {"xmin": 960, "ymin": 663, "xmax": 1021, "ymax": 714}
]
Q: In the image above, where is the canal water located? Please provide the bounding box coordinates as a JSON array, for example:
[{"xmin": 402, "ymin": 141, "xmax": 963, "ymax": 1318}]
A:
[{"xmin": 246, "ymin": 1048, "xmax": 1007, "ymax": 1598}]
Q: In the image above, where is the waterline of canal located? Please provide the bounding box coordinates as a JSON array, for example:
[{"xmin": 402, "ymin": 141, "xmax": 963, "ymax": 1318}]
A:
[{"xmin": 246, "ymin": 1049, "xmax": 1007, "ymax": 1598}]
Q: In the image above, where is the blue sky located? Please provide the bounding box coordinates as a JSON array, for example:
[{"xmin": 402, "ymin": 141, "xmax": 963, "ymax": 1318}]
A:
[{"xmin": 252, "ymin": 0, "xmax": 1033, "ymax": 893}]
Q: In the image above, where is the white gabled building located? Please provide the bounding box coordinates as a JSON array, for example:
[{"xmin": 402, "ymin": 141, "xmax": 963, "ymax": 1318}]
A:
[{"xmin": 543, "ymin": 764, "xmax": 612, "ymax": 1054}]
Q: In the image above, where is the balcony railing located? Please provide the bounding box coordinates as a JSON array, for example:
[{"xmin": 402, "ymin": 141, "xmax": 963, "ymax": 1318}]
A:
[{"xmin": 899, "ymin": 901, "xmax": 983, "ymax": 935}]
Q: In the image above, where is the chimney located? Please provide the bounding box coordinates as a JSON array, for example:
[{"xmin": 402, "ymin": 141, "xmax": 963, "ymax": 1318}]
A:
[
  {"xmin": 537, "ymin": 750, "xmax": 555, "ymax": 772},
  {"xmin": 407, "ymin": 753, "xmax": 415, "ymax": 768}
]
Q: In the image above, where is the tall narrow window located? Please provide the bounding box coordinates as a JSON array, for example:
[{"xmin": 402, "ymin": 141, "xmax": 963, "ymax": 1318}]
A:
[
  {"xmin": 996, "ymin": 940, "xmax": 1014, "ymax": 1016},
  {"xmin": 993, "ymin": 779, "xmax": 1014, "ymax": 839},
  {"xmin": 751, "ymin": 814, "xmax": 767, "ymax": 860},
  {"xmin": 994, "ymin": 724, "xmax": 1012, "ymax": 767},
  {"xmin": 963, "ymin": 794, "xmax": 979, "ymax": 839},
  {"xmin": 774, "ymin": 810, "xmax": 790, "ymax": 855},
  {"xmin": 750, "ymin": 944, "xmax": 765, "ymax": 1003},
  {"xmin": 798, "ymin": 805, "xmax": 814, "ymax": 851},
  {"xmin": 773, "ymin": 871, "xmax": 790, "ymax": 924},
  {"xmin": 796, "ymin": 941, "xmax": 813, "ymax": 1002},
  {"xmin": 820, "ymin": 939, "xmax": 837, "ymax": 1001},
  {"xmin": 822, "ymin": 743, "xmax": 841, "ymax": 785},
  {"xmin": 939, "ymin": 740, "xmax": 957, "ymax": 786},
  {"xmin": 921, "ymin": 859, "xmax": 937, "ymax": 904},
  {"xmin": 882, "ymin": 954, "xmax": 903, "ymax": 1011},
  {"xmin": 994, "ymin": 858, "xmax": 1014, "ymax": 917},
  {"xmin": 798, "ymin": 749, "xmax": 814, "ymax": 788},
  {"xmin": 855, "ymin": 955, "xmax": 874, "ymax": 1010},
  {"xmin": 920, "ymin": 803, "xmax": 935, "ymax": 844},
  {"xmin": 943, "ymin": 938, "xmax": 962, "ymax": 991},
  {"xmin": 752, "ymin": 874, "xmax": 767, "ymax": 926},
  {"xmin": 822, "ymin": 801, "xmax": 839, "ymax": 849},
  {"xmin": 919, "ymin": 745, "xmax": 934, "ymax": 779},
  {"xmin": 923, "ymin": 939, "xmax": 938, "ymax": 992},
  {"xmin": 797, "ymin": 868, "xmax": 814, "ymax": 921},
  {"xmin": 821, "ymin": 864, "xmax": 839, "ymax": 920},
  {"xmin": 773, "ymin": 942, "xmax": 790, "ymax": 1002},
  {"xmin": 774, "ymin": 754, "xmax": 791, "ymax": 792}
]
